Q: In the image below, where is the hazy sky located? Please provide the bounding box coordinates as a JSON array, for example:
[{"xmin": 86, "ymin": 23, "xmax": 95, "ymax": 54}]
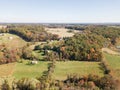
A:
[{"xmin": 0, "ymin": 0, "xmax": 120, "ymax": 23}]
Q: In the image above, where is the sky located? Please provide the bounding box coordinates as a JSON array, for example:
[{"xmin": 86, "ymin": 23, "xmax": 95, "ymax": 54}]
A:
[{"xmin": 0, "ymin": 0, "xmax": 120, "ymax": 23}]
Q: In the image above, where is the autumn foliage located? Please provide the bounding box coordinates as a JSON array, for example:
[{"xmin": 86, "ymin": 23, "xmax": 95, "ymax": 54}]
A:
[{"xmin": 0, "ymin": 44, "xmax": 20, "ymax": 64}]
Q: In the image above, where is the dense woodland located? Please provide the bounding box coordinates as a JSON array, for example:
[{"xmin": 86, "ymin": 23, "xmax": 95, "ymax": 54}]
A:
[
  {"xmin": 66, "ymin": 25, "xmax": 120, "ymax": 45},
  {"xmin": 59, "ymin": 33, "xmax": 104, "ymax": 61},
  {"xmin": 85, "ymin": 26, "xmax": 120, "ymax": 45},
  {"xmin": 65, "ymin": 25, "xmax": 85, "ymax": 30}
]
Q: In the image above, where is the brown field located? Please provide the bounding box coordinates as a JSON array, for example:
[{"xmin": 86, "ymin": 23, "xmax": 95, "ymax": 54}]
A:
[
  {"xmin": 102, "ymin": 48, "xmax": 120, "ymax": 55},
  {"xmin": 0, "ymin": 63, "xmax": 15, "ymax": 77},
  {"xmin": 45, "ymin": 28, "xmax": 81, "ymax": 38}
]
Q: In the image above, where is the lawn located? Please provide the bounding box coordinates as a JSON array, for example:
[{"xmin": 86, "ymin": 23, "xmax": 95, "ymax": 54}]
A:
[
  {"xmin": 54, "ymin": 61, "xmax": 104, "ymax": 80},
  {"xmin": 104, "ymin": 53, "xmax": 120, "ymax": 79},
  {"xmin": 0, "ymin": 33, "xmax": 26, "ymax": 49}
]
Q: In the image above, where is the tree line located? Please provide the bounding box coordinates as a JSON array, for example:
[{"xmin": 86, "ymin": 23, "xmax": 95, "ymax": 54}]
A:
[
  {"xmin": 85, "ymin": 25, "xmax": 120, "ymax": 45},
  {"xmin": 0, "ymin": 25, "xmax": 59, "ymax": 42}
]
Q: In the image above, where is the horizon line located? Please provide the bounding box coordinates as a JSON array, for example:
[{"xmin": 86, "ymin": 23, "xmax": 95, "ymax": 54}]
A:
[{"xmin": 0, "ymin": 22, "xmax": 120, "ymax": 24}]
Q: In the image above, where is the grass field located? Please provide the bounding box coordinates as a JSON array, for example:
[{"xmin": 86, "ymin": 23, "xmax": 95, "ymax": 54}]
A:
[
  {"xmin": 13, "ymin": 61, "xmax": 48, "ymax": 79},
  {"xmin": 0, "ymin": 33, "xmax": 26, "ymax": 49},
  {"xmin": 54, "ymin": 61, "xmax": 104, "ymax": 80},
  {"xmin": 0, "ymin": 61, "xmax": 104, "ymax": 80},
  {"xmin": 104, "ymin": 53, "xmax": 120, "ymax": 79}
]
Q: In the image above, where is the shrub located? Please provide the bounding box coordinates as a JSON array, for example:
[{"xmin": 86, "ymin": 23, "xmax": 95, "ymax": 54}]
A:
[
  {"xmin": 1, "ymin": 80, "xmax": 10, "ymax": 90},
  {"xmin": 14, "ymin": 78, "xmax": 39, "ymax": 90}
]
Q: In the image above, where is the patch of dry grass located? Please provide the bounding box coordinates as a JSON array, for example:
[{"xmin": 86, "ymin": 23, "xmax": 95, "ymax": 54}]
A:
[
  {"xmin": 45, "ymin": 28, "xmax": 80, "ymax": 38},
  {"xmin": 0, "ymin": 63, "xmax": 16, "ymax": 77},
  {"xmin": 102, "ymin": 48, "xmax": 120, "ymax": 55}
]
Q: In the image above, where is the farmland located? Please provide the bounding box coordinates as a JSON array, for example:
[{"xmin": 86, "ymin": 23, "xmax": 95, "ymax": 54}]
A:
[
  {"xmin": 0, "ymin": 60, "xmax": 104, "ymax": 80},
  {"xmin": 13, "ymin": 61, "xmax": 48, "ymax": 79},
  {"xmin": 1, "ymin": 0, "xmax": 120, "ymax": 89},
  {"xmin": 45, "ymin": 28, "xmax": 80, "ymax": 38},
  {"xmin": 0, "ymin": 25, "xmax": 120, "ymax": 89},
  {"xmin": 54, "ymin": 61, "xmax": 104, "ymax": 80},
  {"xmin": 0, "ymin": 33, "xmax": 104, "ymax": 80}
]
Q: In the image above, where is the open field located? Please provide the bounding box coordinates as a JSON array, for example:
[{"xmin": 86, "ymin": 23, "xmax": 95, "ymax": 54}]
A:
[
  {"xmin": 13, "ymin": 61, "xmax": 48, "ymax": 79},
  {"xmin": 45, "ymin": 28, "xmax": 81, "ymax": 38},
  {"xmin": 0, "ymin": 61, "xmax": 104, "ymax": 80},
  {"xmin": 104, "ymin": 53, "xmax": 120, "ymax": 79},
  {"xmin": 54, "ymin": 61, "xmax": 104, "ymax": 80},
  {"xmin": 0, "ymin": 33, "xmax": 26, "ymax": 49},
  {"xmin": 0, "ymin": 61, "xmax": 48, "ymax": 79}
]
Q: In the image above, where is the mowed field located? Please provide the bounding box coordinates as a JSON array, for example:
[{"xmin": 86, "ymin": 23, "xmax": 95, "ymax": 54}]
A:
[
  {"xmin": 54, "ymin": 61, "xmax": 104, "ymax": 80},
  {"xmin": 0, "ymin": 61, "xmax": 104, "ymax": 80},
  {"xmin": 13, "ymin": 61, "xmax": 48, "ymax": 79},
  {"xmin": 0, "ymin": 33, "xmax": 26, "ymax": 49},
  {"xmin": 104, "ymin": 53, "xmax": 120, "ymax": 79}
]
